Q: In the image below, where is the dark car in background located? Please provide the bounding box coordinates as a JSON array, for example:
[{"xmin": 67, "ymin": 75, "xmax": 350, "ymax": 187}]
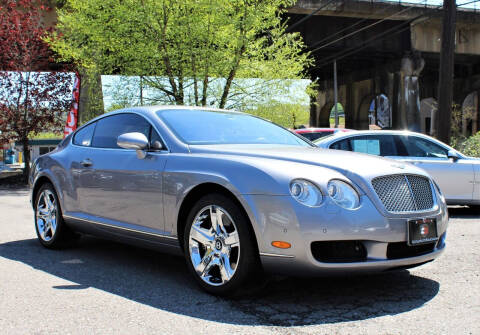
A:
[{"xmin": 294, "ymin": 127, "xmax": 353, "ymax": 141}]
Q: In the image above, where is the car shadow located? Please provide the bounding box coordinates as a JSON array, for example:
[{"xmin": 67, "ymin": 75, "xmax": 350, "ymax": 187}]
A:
[
  {"xmin": 0, "ymin": 236, "xmax": 440, "ymax": 326},
  {"xmin": 448, "ymin": 206, "xmax": 479, "ymax": 219}
]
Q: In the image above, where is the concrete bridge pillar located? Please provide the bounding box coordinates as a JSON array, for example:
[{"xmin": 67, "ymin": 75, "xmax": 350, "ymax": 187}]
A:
[
  {"xmin": 310, "ymin": 80, "xmax": 346, "ymax": 127},
  {"xmin": 391, "ymin": 55, "xmax": 425, "ymax": 131},
  {"xmin": 345, "ymin": 78, "xmax": 372, "ymax": 130}
]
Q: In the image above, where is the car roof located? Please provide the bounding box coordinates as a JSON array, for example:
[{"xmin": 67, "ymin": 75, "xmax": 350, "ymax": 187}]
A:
[
  {"xmin": 78, "ymin": 105, "xmax": 248, "ymax": 128},
  {"xmin": 294, "ymin": 127, "xmax": 353, "ymax": 133}
]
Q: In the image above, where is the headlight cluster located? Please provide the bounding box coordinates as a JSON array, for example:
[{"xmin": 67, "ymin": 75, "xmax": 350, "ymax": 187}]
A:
[
  {"xmin": 327, "ymin": 180, "xmax": 360, "ymax": 209},
  {"xmin": 289, "ymin": 178, "xmax": 360, "ymax": 209},
  {"xmin": 290, "ymin": 179, "xmax": 323, "ymax": 207}
]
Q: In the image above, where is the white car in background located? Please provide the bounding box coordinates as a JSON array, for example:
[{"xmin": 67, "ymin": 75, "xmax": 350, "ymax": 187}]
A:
[{"xmin": 316, "ymin": 130, "xmax": 480, "ymax": 209}]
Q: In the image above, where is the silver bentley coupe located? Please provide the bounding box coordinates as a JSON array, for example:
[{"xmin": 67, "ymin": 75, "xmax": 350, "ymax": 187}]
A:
[{"xmin": 30, "ymin": 106, "xmax": 448, "ymax": 296}]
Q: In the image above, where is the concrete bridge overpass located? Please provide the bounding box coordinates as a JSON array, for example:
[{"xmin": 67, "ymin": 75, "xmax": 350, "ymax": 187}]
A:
[{"xmin": 288, "ymin": 0, "xmax": 480, "ymax": 135}]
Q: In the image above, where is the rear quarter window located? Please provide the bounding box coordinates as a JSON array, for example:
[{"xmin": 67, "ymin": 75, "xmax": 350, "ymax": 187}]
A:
[{"xmin": 73, "ymin": 122, "xmax": 96, "ymax": 147}]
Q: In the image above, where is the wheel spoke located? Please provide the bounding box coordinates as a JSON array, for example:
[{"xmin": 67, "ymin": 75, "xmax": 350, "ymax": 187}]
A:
[
  {"xmin": 39, "ymin": 221, "xmax": 47, "ymax": 239},
  {"xmin": 38, "ymin": 205, "xmax": 49, "ymax": 216},
  {"xmin": 196, "ymin": 250, "xmax": 214, "ymax": 276},
  {"xmin": 45, "ymin": 193, "xmax": 54, "ymax": 211},
  {"xmin": 190, "ymin": 223, "xmax": 215, "ymax": 245},
  {"xmin": 50, "ymin": 217, "xmax": 57, "ymax": 234},
  {"xmin": 201, "ymin": 256, "xmax": 219, "ymax": 280},
  {"xmin": 219, "ymin": 253, "xmax": 234, "ymax": 283},
  {"xmin": 210, "ymin": 206, "xmax": 226, "ymax": 235},
  {"xmin": 209, "ymin": 206, "xmax": 219, "ymax": 234},
  {"xmin": 224, "ymin": 231, "xmax": 239, "ymax": 247}
]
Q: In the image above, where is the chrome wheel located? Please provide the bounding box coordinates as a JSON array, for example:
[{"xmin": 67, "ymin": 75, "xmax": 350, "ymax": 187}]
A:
[
  {"xmin": 188, "ymin": 205, "xmax": 240, "ymax": 286},
  {"xmin": 36, "ymin": 189, "xmax": 58, "ymax": 242}
]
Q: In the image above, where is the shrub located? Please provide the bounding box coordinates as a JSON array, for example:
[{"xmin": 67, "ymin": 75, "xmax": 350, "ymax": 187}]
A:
[{"xmin": 460, "ymin": 132, "xmax": 480, "ymax": 157}]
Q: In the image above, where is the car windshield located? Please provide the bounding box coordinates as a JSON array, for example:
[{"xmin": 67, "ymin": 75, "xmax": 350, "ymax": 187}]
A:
[{"xmin": 158, "ymin": 109, "xmax": 312, "ymax": 146}]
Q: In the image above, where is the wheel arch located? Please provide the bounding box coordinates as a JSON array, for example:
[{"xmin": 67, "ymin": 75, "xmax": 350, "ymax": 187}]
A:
[
  {"xmin": 32, "ymin": 175, "xmax": 61, "ymax": 210},
  {"xmin": 176, "ymin": 182, "xmax": 260, "ymax": 255}
]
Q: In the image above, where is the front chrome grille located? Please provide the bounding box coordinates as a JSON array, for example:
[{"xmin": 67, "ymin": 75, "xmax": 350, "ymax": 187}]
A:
[{"xmin": 371, "ymin": 174, "xmax": 434, "ymax": 213}]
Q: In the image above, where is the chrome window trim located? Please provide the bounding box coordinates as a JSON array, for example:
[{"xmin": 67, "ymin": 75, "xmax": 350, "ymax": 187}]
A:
[
  {"xmin": 70, "ymin": 111, "xmax": 171, "ymax": 153},
  {"xmin": 63, "ymin": 214, "xmax": 177, "ymax": 240}
]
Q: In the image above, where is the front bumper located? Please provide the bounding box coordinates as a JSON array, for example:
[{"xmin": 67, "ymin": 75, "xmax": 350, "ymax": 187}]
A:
[{"xmin": 242, "ymin": 193, "xmax": 448, "ymax": 275}]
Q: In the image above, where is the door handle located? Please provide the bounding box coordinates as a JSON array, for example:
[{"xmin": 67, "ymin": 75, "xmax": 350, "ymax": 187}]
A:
[{"xmin": 81, "ymin": 159, "xmax": 93, "ymax": 167}]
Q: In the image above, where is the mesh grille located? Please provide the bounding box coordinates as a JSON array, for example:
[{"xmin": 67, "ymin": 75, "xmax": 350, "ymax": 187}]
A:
[
  {"xmin": 372, "ymin": 175, "xmax": 434, "ymax": 213},
  {"xmin": 406, "ymin": 175, "xmax": 434, "ymax": 211}
]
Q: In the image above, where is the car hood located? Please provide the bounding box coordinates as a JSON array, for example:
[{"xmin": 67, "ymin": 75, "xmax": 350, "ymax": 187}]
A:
[{"xmin": 188, "ymin": 144, "xmax": 430, "ymax": 181}]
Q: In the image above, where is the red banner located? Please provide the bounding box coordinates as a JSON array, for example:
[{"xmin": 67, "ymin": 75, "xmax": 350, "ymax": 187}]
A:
[{"xmin": 64, "ymin": 74, "xmax": 80, "ymax": 138}]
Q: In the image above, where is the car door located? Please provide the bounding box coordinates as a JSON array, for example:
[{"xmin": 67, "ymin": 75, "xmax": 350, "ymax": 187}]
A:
[
  {"xmin": 78, "ymin": 113, "xmax": 168, "ymax": 233},
  {"xmin": 393, "ymin": 135, "xmax": 474, "ymax": 203},
  {"xmin": 67, "ymin": 121, "xmax": 98, "ymax": 214}
]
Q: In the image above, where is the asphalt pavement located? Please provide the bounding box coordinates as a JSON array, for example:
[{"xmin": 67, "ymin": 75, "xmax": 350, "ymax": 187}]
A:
[{"xmin": 0, "ymin": 188, "xmax": 479, "ymax": 334}]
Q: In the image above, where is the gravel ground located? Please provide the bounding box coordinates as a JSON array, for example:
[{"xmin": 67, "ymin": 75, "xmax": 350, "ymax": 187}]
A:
[{"xmin": 0, "ymin": 188, "xmax": 479, "ymax": 334}]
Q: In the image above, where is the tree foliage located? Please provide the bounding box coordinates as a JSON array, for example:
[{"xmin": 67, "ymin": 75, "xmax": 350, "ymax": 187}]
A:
[
  {"xmin": 0, "ymin": 0, "xmax": 72, "ymax": 179},
  {"xmin": 49, "ymin": 0, "xmax": 312, "ymax": 109}
]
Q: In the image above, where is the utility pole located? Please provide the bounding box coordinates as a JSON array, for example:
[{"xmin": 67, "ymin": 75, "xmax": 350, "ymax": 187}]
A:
[
  {"xmin": 333, "ymin": 59, "xmax": 339, "ymax": 128},
  {"xmin": 140, "ymin": 75, "xmax": 144, "ymax": 106},
  {"xmin": 436, "ymin": 0, "xmax": 456, "ymax": 143}
]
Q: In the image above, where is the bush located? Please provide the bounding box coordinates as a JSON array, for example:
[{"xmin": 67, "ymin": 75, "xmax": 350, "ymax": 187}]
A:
[{"xmin": 460, "ymin": 132, "xmax": 480, "ymax": 157}]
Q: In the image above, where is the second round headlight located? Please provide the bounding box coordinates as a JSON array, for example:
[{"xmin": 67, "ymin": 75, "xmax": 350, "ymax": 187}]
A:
[
  {"xmin": 290, "ymin": 179, "xmax": 323, "ymax": 207},
  {"xmin": 327, "ymin": 179, "xmax": 360, "ymax": 209}
]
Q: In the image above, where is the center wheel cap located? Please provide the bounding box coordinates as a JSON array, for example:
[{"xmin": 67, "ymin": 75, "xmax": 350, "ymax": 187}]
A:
[{"xmin": 215, "ymin": 239, "xmax": 222, "ymax": 250}]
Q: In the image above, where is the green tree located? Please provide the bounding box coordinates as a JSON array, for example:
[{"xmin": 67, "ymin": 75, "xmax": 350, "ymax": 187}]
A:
[{"xmin": 48, "ymin": 0, "xmax": 312, "ymax": 109}]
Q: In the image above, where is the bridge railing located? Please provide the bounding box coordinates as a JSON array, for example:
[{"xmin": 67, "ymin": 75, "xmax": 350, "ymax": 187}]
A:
[{"xmin": 355, "ymin": 0, "xmax": 477, "ymax": 12}]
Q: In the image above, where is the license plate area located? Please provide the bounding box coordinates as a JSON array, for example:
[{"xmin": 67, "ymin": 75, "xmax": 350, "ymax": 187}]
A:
[{"xmin": 408, "ymin": 218, "xmax": 438, "ymax": 246}]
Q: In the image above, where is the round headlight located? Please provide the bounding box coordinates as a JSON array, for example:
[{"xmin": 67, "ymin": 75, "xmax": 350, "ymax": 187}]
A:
[
  {"xmin": 289, "ymin": 179, "xmax": 323, "ymax": 207},
  {"xmin": 327, "ymin": 179, "xmax": 360, "ymax": 209}
]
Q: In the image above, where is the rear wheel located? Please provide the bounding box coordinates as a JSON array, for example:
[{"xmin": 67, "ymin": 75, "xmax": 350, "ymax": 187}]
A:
[
  {"xmin": 184, "ymin": 193, "xmax": 261, "ymax": 296},
  {"xmin": 35, "ymin": 183, "xmax": 77, "ymax": 248}
]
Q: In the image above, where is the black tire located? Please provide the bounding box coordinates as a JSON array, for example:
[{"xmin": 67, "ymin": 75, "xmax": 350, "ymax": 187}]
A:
[
  {"xmin": 183, "ymin": 193, "xmax": 262, "ymax": 296},
  {"xmin": 34, "ymin": 183, "xmax": 77, "ymax": 249}
]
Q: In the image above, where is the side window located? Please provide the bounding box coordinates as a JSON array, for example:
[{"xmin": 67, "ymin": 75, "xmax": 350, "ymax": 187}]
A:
[
  {"xmin": 330, "ymin": 138, "xmax": 351, "ymax": 151},
  {"xmin": 73, "ymin": 122, "xmax": 96, "ymax": 147},
  {"xmin": 39, "ymin": 147, "xmax": 50, "ymax": 156},
  {"xmin": 378, "ymin": 135, "xmax": 397, "ymax": 156},
  {"xmin": 91, "ymin": 113, "xmax": 151, "ymax": 149},
  {"xmin": 350, "ymin": 136, "xmax": 381, "ymax": 155},
  {"xmin": 398, "ymin": 136, "xmax": 448, "ymax": 158}
]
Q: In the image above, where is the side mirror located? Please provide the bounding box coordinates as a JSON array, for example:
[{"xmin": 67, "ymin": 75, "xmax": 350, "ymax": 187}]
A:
[
  {"xmin": 117, "ymin": 132, "xmax": 149, "ymax": 159},
  {"xmin": 447, "ymin": 149, "xmax": 460, "ymax": 162}
]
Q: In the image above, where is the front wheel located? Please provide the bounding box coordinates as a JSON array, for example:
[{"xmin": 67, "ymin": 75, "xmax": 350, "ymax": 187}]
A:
[{"xmin": 184, "ymin": 193, "xmax": 261, "ymax": 296}]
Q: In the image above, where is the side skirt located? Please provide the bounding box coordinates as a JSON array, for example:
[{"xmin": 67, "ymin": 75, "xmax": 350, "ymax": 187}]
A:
[{"xmin": 63, "ymin": 214, "xmax": 183, "ymax": 256}]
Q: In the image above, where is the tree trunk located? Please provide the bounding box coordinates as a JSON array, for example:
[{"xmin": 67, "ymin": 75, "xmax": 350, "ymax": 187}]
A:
[
  {"xmin": 219, "ymin": 45, "xmax": 245, "ymax": 109},
  {"xmin": 79, "ymin": 71, "xmax": 105, "ymax": 124},
  {"xmin": 22, "ymin": 137, "xmax": 30, "ymax": 183}
]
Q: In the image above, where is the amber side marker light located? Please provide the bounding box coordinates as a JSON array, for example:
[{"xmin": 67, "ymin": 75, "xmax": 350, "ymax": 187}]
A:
[{"xmin": 271, "ymin": 241, "xmax": 291, "ymax": 249}]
